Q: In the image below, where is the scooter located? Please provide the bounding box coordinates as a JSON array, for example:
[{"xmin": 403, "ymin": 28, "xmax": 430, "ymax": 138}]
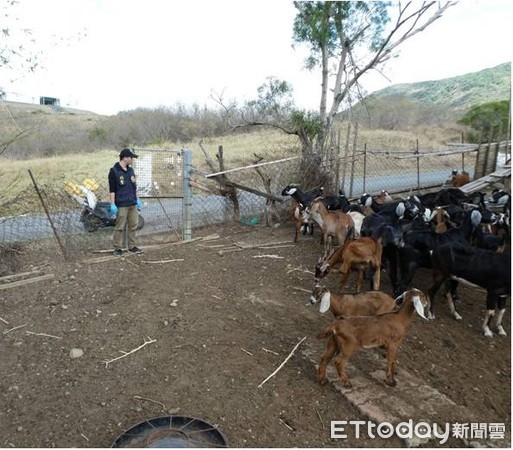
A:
[{"xmin": 65, "ymin": 179, "xmax": 145, "ymax": 232}]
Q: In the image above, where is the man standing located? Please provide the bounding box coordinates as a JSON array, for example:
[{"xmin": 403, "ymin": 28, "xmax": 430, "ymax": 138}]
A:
[{"xmin": 108, "ymin": 148, "xmax": 143, "ymax": 256}]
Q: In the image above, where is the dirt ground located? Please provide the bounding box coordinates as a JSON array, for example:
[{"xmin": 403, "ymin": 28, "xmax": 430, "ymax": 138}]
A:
[{"xmin": 0, "ymin": 221, "xmax": 510, "ymax": 448}]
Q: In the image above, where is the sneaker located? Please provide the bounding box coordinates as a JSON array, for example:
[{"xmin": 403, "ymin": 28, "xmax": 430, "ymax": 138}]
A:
[
  {"xmin": 113, "ymin": 249, "xmax": 124, "ymax": 257},
  {"xmin": 129, "ymin": 246, "xmax": 144, "ymax": 254}
]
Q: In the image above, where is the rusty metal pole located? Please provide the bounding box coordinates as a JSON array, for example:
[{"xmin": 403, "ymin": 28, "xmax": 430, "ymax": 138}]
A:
[{"xmin": 28, "ymin": 169, "xmax": 68, "ymax": 260}]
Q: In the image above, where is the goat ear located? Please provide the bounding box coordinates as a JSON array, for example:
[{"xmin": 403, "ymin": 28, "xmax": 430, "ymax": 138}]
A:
[
  {"xmin": 319, "ymin": 291, "xmax": 331, "ymax": 313},
  {"xmin": 394, "ymin": 292, "xmax": 405, "ymax": 306},
  {"xmin": 395, "ymin": 202, "xmax": 405, "ymax": 218},
  {"xmin": 413, "ymin": 295, "xmax": 428, "ymax": 320}
]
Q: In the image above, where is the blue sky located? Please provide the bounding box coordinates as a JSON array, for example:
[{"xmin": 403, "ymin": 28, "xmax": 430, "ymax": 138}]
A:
[{"xmin": 1, "ymin": 0, "xmax": 510, "ymax": 115}]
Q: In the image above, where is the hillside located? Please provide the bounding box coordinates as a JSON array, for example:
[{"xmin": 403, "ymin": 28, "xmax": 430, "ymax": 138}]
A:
[
  {"xmin": 366, "ymin": 62, "xmax": 511, "ymax": 112},
  {"xmin": 0, "ymin": 100, "xmax": 98, "ymax": 116}
]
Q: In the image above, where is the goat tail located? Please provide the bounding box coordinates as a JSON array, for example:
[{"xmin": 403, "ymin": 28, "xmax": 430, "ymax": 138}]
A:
[{"xmin": 317, "ymin": 324, "xmax": 336, "ymax": 340}]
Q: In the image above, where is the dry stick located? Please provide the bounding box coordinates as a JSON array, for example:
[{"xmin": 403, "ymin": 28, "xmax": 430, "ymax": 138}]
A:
[
  {"xmin": 0, "ymin": 269, "xmax": 42, "ymax": 282},
  {"xmin": 0, "ymin": 274, "xmax": 55, "ymax": 290},
  {"xmin": 279, "ymin": 418, "xmax": 294, "ymax": 432},
  {"xmin": 3, "ymin": 323, "xmax": 28, "ymax": 334},
  {"xmin": 252, "ymin": 254, "xmax": 284, "ymax": 259},
  {"xmin": 291, "ymin": 286, "xmax": 312, "ymax": 293},
  {"xmin": 0, "ymin": 316, "xmax": 9, "ymax": 325},
  {"xmin": 258, "ymin": 337, "xmax": 307, "ymax": 388},
  {"xmin": 134, "ymin": 395, "xmax": 166, "ymax": 410},
  {"xmin": 26, "ymin": 331, "xmax": 62, "ymax": 339},
  {"xmin": 140, "ymin": 259, "xmax": 184, "ymax": 264},
  {"xmin": 287, "ymin": 267, "xmax": 315, "ymax": 275},
  {"xmin": 262, "ymin": 347, "xmax": 279, "ymax": 356},
  {"xmin": 315, "ymin": 407, "xmax": 325, "ymax": 429},
  {"xmin": 103, "ymin": 337, "xmax": 156, "ymax": 368},
  {"xmin": 28, "ymin": 169, "xmax": 68, "ymax": 260},
  {"xmin": 240, "ymin": 347, "xmax": 254, "ymax": 357}
]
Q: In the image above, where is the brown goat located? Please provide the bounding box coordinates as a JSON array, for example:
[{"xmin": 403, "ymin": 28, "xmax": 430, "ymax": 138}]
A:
[
  {"xmin": 451, "ymin": 170, "xmax": 470, "ymax": 187},
  {"xmin": 306, "ymin": 198, "xmax": 355, "ymax": 257},
  {"xmin": 430, "ymin": 206, "xmax": 452, "ymax": 233},
  {"xmin": 291, "ymin": 201, "xmax": 313, "ymax": 243},
  {"xmin": 374, "ymin": 190, "xmax": 393, "ymax": 204},
  {"xmin": 316, "ymin": 288, "xmax": 429, "ymax": 387},
  {"xmin": 315, "ymin": 237, "xmax": 383, "ymax": 292},
  {"xmin": 309, "ymin": 285, "xmax": 396, "ymax": 317}
]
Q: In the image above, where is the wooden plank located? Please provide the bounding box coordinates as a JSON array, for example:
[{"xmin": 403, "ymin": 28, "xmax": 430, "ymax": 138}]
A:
[
  {"xmin": 205, "ymin": 156, "xmax": 300, "ymax": 178},
  {"xmin": 458, "ymin": 167, "xmax": 511, "ymax": 194},
  {"xmin": 0, "ymin": 270, "xmax": 42, "ymax": 283},
  {"xmin": 0, "ymin": 274, "xmax": 54, "ymax": 290}
]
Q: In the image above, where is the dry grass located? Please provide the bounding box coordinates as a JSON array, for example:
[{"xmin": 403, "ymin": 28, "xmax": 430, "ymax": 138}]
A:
[
  {"xmin": 0, "ymin": 150, "xmax": 115, "ymax": 200},
  {"xmin": 0, "ymin": 124, "xmax": 460, "ymax": 207}
]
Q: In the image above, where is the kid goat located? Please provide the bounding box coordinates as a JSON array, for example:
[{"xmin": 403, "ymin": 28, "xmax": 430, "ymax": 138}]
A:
[
  {"xmin": 315, "ymin": 237, "xmax": 383, "ymax": 292},
  {"xmin": 309, "ymin": 284, "xmax": 396, "ymax": 317},
  {"xmin": 305, "ymin": 198, "xmax": 355, "ymax": 258},
  {"xmin": 316, "ymin": 288, "xmax": 429, "ymax": 388}
]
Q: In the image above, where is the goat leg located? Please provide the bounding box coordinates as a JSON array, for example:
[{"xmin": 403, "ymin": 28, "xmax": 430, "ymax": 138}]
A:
[
  {"xmin": 317, "ymin": 336, "xmax": 338, "ymax": 385},
  {"xmin": 445, "ymin": 290, "xmax": 462, "ymax": 321},
  {"xmin": 483, "ymin": 310, "xmax": 495, "ymax": 338},
  {"xmin": 372, "ymin": 263, "xmax": 381, "ymax": 291},
  {"xmin": 356, "ymin": 269, "xmax": 365, "ymax": 293},
  {"xmin": 495, "ymin": 308, "xmax": 507, "ymax": 336},
  {"xmin": 384, "ymin": 344, "xmax": 398, "ymax": 386},
  {"xmin": 339, "ymin": 271, "xmax": 351, "ymax": 292},
  {"xmin": 334, "ymin": 354, "xmax": 352, "ymax": 388}
]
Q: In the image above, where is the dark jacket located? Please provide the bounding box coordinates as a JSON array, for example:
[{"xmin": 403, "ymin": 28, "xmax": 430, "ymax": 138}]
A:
[{"xmin": 109, "ymin": 163, "xmax": 137, "ymax": 207}]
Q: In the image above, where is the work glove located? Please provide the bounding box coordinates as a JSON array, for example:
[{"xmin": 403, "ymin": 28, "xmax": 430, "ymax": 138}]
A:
[
  {"xmin": 109, "ymin": 203, "xmax": 118, "ymax": 216},
  {"xmin": 136, "ymin": 198, "xmax": 143, "ymax": 211}
]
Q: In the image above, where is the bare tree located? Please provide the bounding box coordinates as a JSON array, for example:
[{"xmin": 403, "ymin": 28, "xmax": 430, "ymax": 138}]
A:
[
  {"xmin": 221, "ymin": 1, "xmax": 458, "ymax": 188},
  {"xmin": 293, "ymin": 0, "xmax": 457, "ymax": 155}
]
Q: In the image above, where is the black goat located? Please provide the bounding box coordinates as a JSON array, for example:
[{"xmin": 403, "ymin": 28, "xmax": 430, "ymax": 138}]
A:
[
  {"xmin": 395, "ymin": 209, "xmax": 482, "ymax": 298},
  {"xmin": 281, "ymin": 185, "xmax": 324, "ymax": 208},
  {"xmin": 282, "ymin": 185, "xmax": 325, "ymax": 239},
  {"xmin": 428, "ymin": 242, "xmax": 511, "ymax": 337}
]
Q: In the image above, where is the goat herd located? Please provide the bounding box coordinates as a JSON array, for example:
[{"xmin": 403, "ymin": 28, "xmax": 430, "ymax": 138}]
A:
[{"xmin": 281, "ymin": 180, "xmax": 511, "ymax": 388}]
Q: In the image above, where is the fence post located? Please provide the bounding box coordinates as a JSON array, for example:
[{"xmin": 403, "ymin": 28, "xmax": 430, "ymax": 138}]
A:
[
  {"xmin": 415, "ymin": 139, "xmax": 420, "ymax": 190},
  {"xmin": 182, "ymin": 148, "xmax": 192, "ymax": 241},
  {"xmin": 363, "ymin": 143, "xmax": 367, "ymax": 194}
]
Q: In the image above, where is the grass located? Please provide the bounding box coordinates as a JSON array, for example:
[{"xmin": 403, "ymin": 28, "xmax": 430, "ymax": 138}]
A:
[{"xmin": 0, "ymin": 124, "xmax": 463, "ymax": 215}]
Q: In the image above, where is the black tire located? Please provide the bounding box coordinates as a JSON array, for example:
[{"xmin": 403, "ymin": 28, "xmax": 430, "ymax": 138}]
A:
[{"xmin": 82, "ymin": 215, "xmax": 101, "ymax": 232}]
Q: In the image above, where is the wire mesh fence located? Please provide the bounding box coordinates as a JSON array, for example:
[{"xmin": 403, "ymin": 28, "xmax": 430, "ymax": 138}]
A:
[{"xmin": 0, "ymin": 139, "xmax": 509, "ymax": 266}]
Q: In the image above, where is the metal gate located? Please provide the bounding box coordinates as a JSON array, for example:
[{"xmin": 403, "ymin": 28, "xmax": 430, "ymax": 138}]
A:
[{"xmin": 133, "ymin": 147, "xmax": 192, "ymax": 241}]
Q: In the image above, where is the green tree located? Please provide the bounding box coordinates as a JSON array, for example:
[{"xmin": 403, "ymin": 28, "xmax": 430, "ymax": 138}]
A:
[
  {"xmin": 291, "ymin": 1, "xmax": 457, "ymax": 158},
  {"xmin": 457, "ymin": 100, "xmax": 510, "ymax": 142}
]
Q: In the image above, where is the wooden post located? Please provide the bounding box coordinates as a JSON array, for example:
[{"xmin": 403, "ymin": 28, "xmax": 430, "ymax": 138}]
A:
[
  {"xmin": 416, "ymin": 139, "xmax": 420, "ymax": 190},
  {"xmin": 28, "ymin": 169, "xmax": 68, "ymax": 260},
  {"xmin": 341, "ymin": 123, "xmax": 351, "ymax": 194},
  {"xmin": 363, "ymin": 143, "xmax": 367, "ymax": 194},
  {"xmin": 182, "ymin": 148, "xmax": 192, "ymax": 241},
  {"xmin": 349, "ymin": 122, "xmax": 358, "ymax": 197},
  {"xmin": 216, "ymin": 145, "xmax": 240, "ymax": 220},
  {"xmin": 335, "ymin": 129, "xmax": 341, "ymax": 191}
]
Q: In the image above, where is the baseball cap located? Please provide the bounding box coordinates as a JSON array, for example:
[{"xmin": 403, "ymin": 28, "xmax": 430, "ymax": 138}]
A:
[{"xmin": 119, "ymin": 148, "xmax": 139, "ymax": 159}]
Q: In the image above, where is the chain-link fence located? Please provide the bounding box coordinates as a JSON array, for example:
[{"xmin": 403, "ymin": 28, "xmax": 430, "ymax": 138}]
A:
[{"xmin": 1, "ymin": 139, "xmax": 509, "ymax": 266}]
